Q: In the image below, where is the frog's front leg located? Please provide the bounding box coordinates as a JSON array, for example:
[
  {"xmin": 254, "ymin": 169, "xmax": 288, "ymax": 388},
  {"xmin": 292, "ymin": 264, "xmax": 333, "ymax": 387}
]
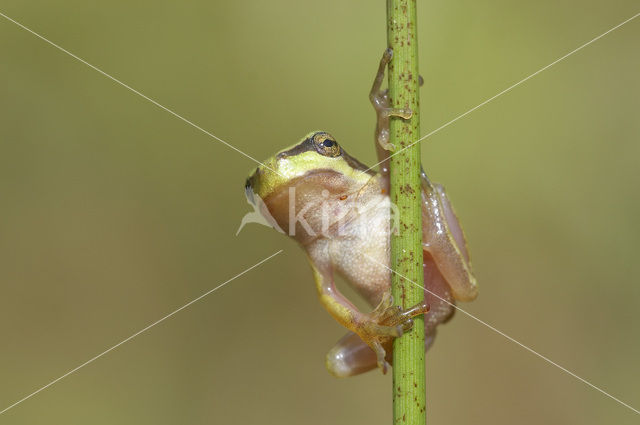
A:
[
  {"xmin": 370, "ymin": 48, "xmax": 413, "ymax": 158},
  {"xmin": 309, "ymin": 258, "xmax": 428, "ymax": 374}
]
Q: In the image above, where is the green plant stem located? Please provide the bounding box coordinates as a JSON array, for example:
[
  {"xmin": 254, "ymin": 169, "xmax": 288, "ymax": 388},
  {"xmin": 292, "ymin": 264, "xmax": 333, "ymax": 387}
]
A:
[{"xmin": 386, "ymin": 1, "xmax": 426, "ymax": 424}]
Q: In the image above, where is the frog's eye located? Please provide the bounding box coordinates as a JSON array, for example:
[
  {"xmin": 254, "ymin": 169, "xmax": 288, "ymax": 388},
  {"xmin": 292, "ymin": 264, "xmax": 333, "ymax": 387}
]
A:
[{"xmin": 313, "ymin": 133, "xmax": 341, "ymax": 158}]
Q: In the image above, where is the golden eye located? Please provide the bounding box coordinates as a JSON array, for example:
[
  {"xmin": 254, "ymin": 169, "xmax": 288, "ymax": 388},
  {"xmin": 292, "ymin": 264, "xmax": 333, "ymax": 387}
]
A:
[{"xmin": 313, "ymin": 133, "xmax": 341, "ymax": 157}]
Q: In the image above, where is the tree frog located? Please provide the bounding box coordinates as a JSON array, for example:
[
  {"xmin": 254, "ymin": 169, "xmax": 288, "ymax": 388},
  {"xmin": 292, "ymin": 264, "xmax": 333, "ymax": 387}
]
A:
[{"xmin": 244, "ymin": 49, "xmax": 477, "ymax": 377}]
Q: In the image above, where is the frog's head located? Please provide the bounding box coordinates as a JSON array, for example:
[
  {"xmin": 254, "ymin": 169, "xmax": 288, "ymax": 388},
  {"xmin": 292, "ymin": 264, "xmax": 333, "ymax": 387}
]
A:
[{"xmin": 244, "ymin": 131, "xmax": 376, "ymax": 242}]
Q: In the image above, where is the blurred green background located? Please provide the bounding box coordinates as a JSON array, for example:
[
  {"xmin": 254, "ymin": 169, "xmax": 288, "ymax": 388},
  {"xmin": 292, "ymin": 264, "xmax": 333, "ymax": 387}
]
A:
[{"xmin": 1, "ymin": 1, "xmax": 638, "ymax": 424}]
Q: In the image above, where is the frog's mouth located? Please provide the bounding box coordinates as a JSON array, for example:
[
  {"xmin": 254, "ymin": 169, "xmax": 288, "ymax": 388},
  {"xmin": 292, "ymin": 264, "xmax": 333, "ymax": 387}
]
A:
[{"xmin": 244, "ymin": 177, "xmax": 255, "ymax": 205}]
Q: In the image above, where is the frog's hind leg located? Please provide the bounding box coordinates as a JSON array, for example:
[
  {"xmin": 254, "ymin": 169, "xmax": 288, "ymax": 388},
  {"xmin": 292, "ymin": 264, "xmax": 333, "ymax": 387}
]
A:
[
  {"xmin": 326, "ymin": 331, "xmax": 381, "ymax": 377},
  {"xmin": 325, "ymin": 293, "xmax": 429, "ymax": 377},
  {"xmin": 326, "ymin": 330, "xmax": 436, "ymax": 378},
  {"xmin": 423, "ymin": 250, "xmax": 456, "ymax": 337},
  {"xmin": 325, "ymin": 252, "xmax": 454, "ymax": 378}
]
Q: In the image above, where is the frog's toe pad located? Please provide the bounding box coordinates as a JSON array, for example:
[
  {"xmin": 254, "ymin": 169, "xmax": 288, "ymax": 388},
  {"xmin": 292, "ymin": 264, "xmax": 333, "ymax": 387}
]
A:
[{"xmin": 371, "ymin": 296, "xmax": 429, "ymax": 330}]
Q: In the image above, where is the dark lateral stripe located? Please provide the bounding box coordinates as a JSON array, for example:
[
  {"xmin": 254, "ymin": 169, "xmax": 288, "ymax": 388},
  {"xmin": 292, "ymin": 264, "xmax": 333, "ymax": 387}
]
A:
[
  {"xmin": 277, "ymin": 137, "xmax": 315, "ymax": 159},
  {"xmin": 276, "ymin": 132, "xmax": 376, "ymax": 176},
  {"xmin": 341, "ymin": 149, "xmax": 376, "ymax": 175}
]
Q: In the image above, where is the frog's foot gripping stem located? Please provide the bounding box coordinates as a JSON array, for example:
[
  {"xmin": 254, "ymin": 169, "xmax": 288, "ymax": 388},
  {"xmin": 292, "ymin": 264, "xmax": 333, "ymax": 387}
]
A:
[
  {"xmin": 355, "ymin": 292, "xmax": 429, "ymax": 374},
  {"xmin": 370, "ymin": 48, "xmax": 413, "ymax": 152}
]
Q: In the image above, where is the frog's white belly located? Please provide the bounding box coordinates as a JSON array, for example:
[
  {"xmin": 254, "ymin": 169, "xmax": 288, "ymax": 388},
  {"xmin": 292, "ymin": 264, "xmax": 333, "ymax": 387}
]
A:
[{"xmin": 329, "ymin": 194, "xmax": 392, "ymax": 307}]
